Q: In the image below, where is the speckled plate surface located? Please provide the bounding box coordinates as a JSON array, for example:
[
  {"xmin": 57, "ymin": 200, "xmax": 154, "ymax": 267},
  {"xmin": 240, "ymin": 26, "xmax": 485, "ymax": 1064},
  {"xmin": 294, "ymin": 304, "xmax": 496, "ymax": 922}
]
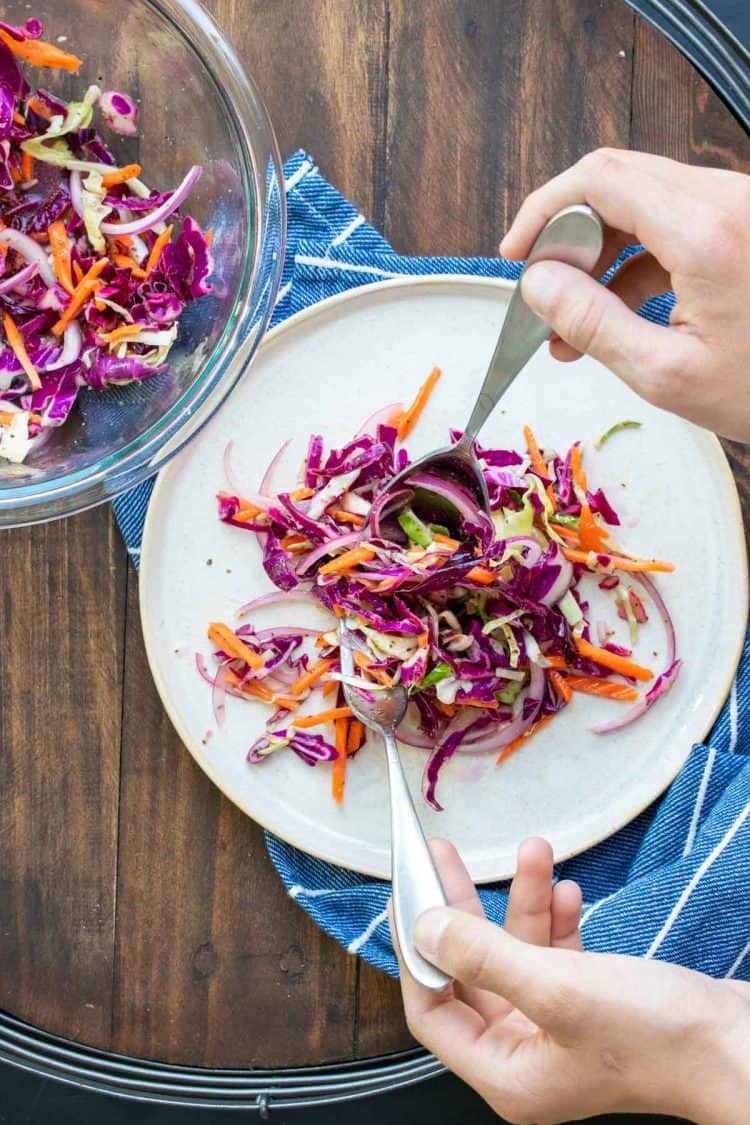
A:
[{"xmin": 140, "ymin": 277, "xmax": 747, "ymax": 882}]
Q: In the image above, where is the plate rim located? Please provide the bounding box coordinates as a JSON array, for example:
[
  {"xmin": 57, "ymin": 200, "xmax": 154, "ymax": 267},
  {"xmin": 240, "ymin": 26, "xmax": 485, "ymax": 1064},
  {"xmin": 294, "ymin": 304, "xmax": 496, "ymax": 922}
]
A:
[{"xmin": 140, "ymin": 273, "xmax": 749, "ymax": 883}]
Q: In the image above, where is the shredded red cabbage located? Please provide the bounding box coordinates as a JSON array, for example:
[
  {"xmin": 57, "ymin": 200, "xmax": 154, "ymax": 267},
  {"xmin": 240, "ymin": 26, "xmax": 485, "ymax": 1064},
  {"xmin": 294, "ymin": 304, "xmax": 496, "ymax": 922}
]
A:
[
  {"xmin": 200, "ymin": 402, "xmax": 680, "ymax": 810},
  {"xmin": 0, "ymin": 17, "xmax": 213, "ymax": 464}
]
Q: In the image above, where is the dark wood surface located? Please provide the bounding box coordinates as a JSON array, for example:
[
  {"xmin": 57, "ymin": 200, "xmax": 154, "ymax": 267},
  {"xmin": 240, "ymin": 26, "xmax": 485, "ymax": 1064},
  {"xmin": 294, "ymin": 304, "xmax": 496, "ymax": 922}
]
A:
[{"xmin": 1, "ymin": 0, "xmax": 748, "ymax": 1070}]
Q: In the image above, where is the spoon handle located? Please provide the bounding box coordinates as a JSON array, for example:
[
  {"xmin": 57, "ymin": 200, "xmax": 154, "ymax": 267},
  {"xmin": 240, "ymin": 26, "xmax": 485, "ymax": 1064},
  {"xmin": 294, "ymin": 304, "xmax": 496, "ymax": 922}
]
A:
[
  {"xmin": 384, "ymin": 728, "xmax": 451, "ymax": 990},
  {"xmin": 462, "ymin": 203, "xmax": 603, "ymax": 447}
]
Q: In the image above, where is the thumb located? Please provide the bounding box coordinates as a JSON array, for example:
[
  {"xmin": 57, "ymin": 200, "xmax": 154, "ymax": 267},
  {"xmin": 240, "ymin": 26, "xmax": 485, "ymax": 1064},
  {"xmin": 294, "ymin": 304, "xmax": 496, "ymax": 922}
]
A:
[
  {"xmin": 415, "ymin": 906, "xmax": 582, "ymax": 1037},
  {"xmin": 520, "ymin": 260, "xmax": 688, "ymax": 401}
]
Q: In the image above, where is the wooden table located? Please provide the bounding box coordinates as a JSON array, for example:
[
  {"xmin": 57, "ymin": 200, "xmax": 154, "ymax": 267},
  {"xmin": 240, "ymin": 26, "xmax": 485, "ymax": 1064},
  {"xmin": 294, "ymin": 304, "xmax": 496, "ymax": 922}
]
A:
[{"xmin": 1, "ymin": 0, "xmax": 748, "ymax": 1076}]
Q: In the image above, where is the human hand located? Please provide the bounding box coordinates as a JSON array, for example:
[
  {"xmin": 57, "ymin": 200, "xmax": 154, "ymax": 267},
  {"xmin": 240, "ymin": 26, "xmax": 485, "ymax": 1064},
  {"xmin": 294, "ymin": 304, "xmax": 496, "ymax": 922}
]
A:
[
  {"xmin": 501, "ymin": 150, "xmax": 750, "ymax": 443},
  {"xmin": 393, "ymin": 837, "xmax": 750, "ymax": 1125}
]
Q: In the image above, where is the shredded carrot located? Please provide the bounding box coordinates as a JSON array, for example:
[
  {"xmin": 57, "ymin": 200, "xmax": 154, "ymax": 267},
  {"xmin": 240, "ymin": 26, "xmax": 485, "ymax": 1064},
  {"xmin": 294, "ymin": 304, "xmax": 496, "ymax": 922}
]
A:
[
  {"xmin": 3, "ymin": 313, "xmax": 40, "ymax": 390},
  {"xmin": 204, "ymin": 227, "xmax": 214, "ymax": 247},
  {"xmin": 26, "ymin": 96, "xmax": 52, "ymax": 120},
  {"xmin": 72, "ymin": 261, "xmax": 83, "ymax": 284},
  {"xmin": 435, "ymin": 700, "xmax": 456, "ymax": 718},
  {"xmin": 101, "ymin": 163, "xmax": 142, "ymax": 189},
  {"xmin": 347, "ymin": 720, "xmax": 364, "ymax": 754},
  {"xmin": 289, "ymin": 486, "xmax": 315, "ymax": 501},
  {"xmin": 112, "ymin": 253, "xmax": 147, "ymax": 278},
  {"xmin": 48, "ymin": 220, "xmax": 74, "ymax": 294},
  {"xmin": 52, "ymin": 260, "xmax": 110, "ymax": 336},
  {"xmin": 232, "ymin": 505, "xmax": 264, "ymax": 523},
  {"xmin": 294, "ymin": 706, "xmax": 353, "ymax": 729},
  {"xmin": 322, "ymin": 679, "xmax": 338, "ymax": 698},
  {"xmin": 0, "ymin": 30, "xmax": 82, "ymax": 72},
  {"xmin": 144, "ymin": 225, "xmax": 173, "ymax": 278},
  {"xmin": 464, "ymin": 699, "xmax": 500, "ymax": 709},
  {"xmin": 113, "ymin": 234, "xmax": 133, "ymax": 249},
  {"xmin": 549, "ymin": 670, "xmax": 572, "ymax": 703},
  {"xmin": 329, "ymin": 509, "xmax": 366, "ymax": 526},
  {"xmin": 523, "ymin": 425, "xmax": 546, "ymax": 479},
  {"xmin": 551, "ymin": 523, "xmax": 581, "ymax": 544},
  {"xmin": 397, "ymin": 366, "xmax": 442, "ymax": 441},
  {"xmin": 418, "ymin": 632, "xmax": 429, "ymax": 649},
  {"xmin": 466, "ymin": 565, "xmax": 497, "ymax": 585},
  {"xmin": 332, "ymin": 719, "xmax": 348, "ymax": 803},
  {"xmin": 578, "ymin": 502, "xmax": 608, "ymax": 553},
  {"xmin": 99, "ymin": 323, "xmax": 144, "ymax": 345},
  {"xmin": 333, "ymin": 605, "xmax": 345, "ymax": 619},
  {"xmin": 10, "ymin": 166, "xmax": 21, "ymax": 185},
  {"xmin": 564, "ymin": 675, "xmax": 639, "ymax": 702},
  {"xmin": 575, "ymin": 637, "xmax": 652, "ymax": 682},
  {"xmin": 207, "ymin": 622, "xmax": 265, "ymax": 671},
  {"xmin": 12, "ymin": 111, "xmax": 25, "ymax": 126},
  {"xmin": 0, "ymin": 409, "xmax": 42, "ymax": 427},
  {"xmin": 543, "ymin": 654, "xmax": 568, "ymax": 670},
  {"xmin": 236, "ymin": 677, "xmax": 297, "ymax": 710},
  {"xmin": 20, "ymin": 150, "xmax": 34, "ymax": 183},
  {"xmin": 570, "ymin": 443, "xmax": 588, "ymax": 493},
  {"xmin": 432, "ymin": 533, "xmax": 461, "ymax": 549},
  {"xmin": 290, "ymin": 659, "xmax": 332, "ymax": 697},
  {"xmin": 562, "ymin": 548, "xmax": 674, "ymax": 574},
  {"xmin": 497, "ymin": 714, "xmax": 554, "ymax": 764},
  {"xmin": 352, "ymin": 649, "xmax": 393, "ymax": 686},
  {"xmin": 319, "ymin": 545, "xmax": 376, "ymax": 575}
]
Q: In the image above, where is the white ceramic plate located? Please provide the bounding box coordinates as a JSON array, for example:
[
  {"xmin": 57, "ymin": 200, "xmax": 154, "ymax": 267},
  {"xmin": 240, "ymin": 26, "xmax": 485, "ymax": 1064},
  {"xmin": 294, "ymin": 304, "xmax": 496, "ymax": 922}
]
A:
[{"xmin": 140, "ymin": 277, "xmax": 747, "ymax": 882}]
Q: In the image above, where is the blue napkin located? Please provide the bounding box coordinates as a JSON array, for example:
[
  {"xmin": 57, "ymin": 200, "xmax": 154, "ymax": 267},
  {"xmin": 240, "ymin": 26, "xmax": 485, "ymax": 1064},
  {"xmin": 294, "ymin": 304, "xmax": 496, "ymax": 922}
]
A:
[{"xmin": 115, "ymin": 151, "xmax": 750, "ymax": 982}]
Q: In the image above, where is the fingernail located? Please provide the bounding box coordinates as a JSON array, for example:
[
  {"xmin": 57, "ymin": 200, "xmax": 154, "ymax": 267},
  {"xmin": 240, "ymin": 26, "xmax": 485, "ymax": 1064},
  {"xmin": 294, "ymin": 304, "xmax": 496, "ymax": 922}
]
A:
[
  {"xmin": 414, "ymin": 907, "xmax": 451, "ymax": 958},
  {"xmin": 521, "ymin": 263, "xmax": 562, "ymax": 315}
]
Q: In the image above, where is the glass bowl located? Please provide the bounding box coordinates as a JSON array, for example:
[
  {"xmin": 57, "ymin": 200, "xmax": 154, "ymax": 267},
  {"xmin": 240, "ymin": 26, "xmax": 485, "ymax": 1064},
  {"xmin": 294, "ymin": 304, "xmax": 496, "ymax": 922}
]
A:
[{"xmin": 0, "ymin": 0, "xmax": 285, "ymax": 526}]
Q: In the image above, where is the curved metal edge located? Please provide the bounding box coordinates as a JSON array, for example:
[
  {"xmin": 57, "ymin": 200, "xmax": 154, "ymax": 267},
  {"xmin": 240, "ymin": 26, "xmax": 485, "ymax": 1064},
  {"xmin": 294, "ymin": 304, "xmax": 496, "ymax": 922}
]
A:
[
  {"xmin": 0, "ymin": 1010, "xmax": 444, "ymax": 1110},
  {"xmin": 627, "ymin": 0, "xmax": 750, "ymax": 131}
]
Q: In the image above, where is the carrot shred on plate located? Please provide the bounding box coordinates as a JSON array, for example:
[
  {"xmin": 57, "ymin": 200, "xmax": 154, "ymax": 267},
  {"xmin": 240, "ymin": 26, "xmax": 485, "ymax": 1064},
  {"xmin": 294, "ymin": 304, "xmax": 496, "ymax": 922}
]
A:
[
  {"xmin": 397, "ymin": 366, "xmax": 441, "ymax": 441},
  {"xmin": 575, "ymin": 637, "xmax": 652, "ymax": 682},
  {"xmin": 564, "ymin": 675, "xmax": 639, "ymax": 702},
  {"xmin": 497, "ymin": 714, "xmax": 554, "ymax": 765}
]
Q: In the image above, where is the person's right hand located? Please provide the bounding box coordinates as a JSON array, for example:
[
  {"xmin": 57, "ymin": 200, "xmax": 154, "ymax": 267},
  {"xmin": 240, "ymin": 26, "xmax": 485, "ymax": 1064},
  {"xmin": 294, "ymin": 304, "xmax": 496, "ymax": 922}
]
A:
[
  {"xmin": 395, "ymin": 838, "xmax": 750, "ymax": 1125},
  {"xmin": 501, "ymin": 149, "xmax": 750, "ymax": 443}
]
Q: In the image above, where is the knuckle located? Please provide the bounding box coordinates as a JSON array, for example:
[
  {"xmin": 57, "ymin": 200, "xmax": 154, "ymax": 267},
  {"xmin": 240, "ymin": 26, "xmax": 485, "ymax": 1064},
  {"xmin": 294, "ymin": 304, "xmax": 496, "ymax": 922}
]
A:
[
  {"xmin": 560, "ymin": 292, "xmax": 607, "ymax": 353},
  {"xmin": 581, "ymin": 147, "xmax": 622, "ymax": 179},
  {"xmin": 453, "ymin": 926, "xmax": 495, "ymax": 986}
]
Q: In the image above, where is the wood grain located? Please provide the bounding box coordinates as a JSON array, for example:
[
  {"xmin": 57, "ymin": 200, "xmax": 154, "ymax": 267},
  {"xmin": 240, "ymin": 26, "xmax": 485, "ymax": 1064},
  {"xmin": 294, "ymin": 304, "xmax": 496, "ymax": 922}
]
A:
[
  {"xmin": 0, "ymin": 509, "xmax": 126, "ymax": 1047},
  {"xmin": 1, "ymin": 0, "xmax": 748, "ymax": 1072}
]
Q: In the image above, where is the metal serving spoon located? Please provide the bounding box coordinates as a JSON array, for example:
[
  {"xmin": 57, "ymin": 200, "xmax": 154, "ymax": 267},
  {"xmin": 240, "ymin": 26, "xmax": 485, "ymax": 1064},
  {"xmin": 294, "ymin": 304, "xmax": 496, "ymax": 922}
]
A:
[
  {"xmin": 337, "ymin": 205, "xmax": 604, "ymax": 990},
  {"xmin": 338, "ymin": 623, "xmax": 451, "ymax": 990},
  {"xmin": 382, "ymin": 204, "xmax": 604, "ymax": 526}
]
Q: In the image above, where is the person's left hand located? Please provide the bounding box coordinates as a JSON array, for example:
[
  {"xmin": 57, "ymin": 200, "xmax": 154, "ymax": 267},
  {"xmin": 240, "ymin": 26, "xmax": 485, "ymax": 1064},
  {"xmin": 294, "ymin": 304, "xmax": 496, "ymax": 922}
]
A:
[{"xmin": 391, "ymin": 838, "xmax": 750, "ymax": 1125}]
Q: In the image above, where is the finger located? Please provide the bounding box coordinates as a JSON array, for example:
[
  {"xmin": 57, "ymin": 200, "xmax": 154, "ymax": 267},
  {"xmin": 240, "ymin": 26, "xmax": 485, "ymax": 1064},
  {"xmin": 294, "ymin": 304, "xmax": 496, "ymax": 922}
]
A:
[
  {"xmin": 607, "ymin": 249, "xmax": 671, "ymax": 309},
  {"xmin": 520, "ymin": 259, "xmax": 695, "ymax": 399},
  {"xmin": 501, "ymin": 149, "xmax": 702, "ymax": 271},
  {"xmin": 547, "ymin": 250, "xmax": 671, "ymax": 363},
  {"xmin": 427, "ymin": 839, "xmax": 511, "ymax": 1020},
  {"xmin": 389, "ymin": 899, "xmax": 491, "ymax": 1079},
  {"xmin": 414, "ymin": 906, "xmax": 583, "ymax": 1037},
  {"xmin": 551, "ymin": 880, "xmax": 583, "ymax": 951},
  {"xmin": 503, "ymin": 837, "xmax": 554, "ymax": 946}
]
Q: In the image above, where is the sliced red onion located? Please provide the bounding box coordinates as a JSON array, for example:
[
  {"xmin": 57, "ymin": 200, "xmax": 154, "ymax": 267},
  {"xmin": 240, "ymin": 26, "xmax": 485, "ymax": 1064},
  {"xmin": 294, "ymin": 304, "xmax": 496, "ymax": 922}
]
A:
[
  {"xmin": 212, "ymin": 660, "xmax": 231, "ymax": 726},
  {"xmin": 296, "ymin": 531, "xmax": 362, "ymax": 575},
  {"xmin": 357, "ymin": 401, "xmax": 402, "ymax": 437},
  {"xmin": 254, "ymin": 626, "xmax": 321, "ymax": 642},
  {"xmin": 46, "ymin": 320, "xmax": 82, "ymax": 371},
  {"xmin": 223, "ymin": 441, "xmax": 273, "ymax": 508},
  {"xmin": 407, "ymin": 472, "xmax": 485, "ymax": 526},
  {"xmin": 368, "ymin": 487, "xmax": 412, "ymax": 538},
  {"xmin": 0, "ymin": 262, "xmax": 37, "ymax": 296},
  {"xmin": 591, "ymin": 659, "xmax": 682, "ymax": 735},
  {"xmin": 99, "ymin": 89, "xmax": 139, "ymax": 136},
  {"xmin": 0, "ymin": 228, "xmax": 55, "ymax": 287},
  {"xmin": 634, "ymin": 572, "xmax": 675, "ymax": 664},
  {"xmin": 69, "ymin": 169, "xmax": 84, "ymax": 218},
  {"xmin": 458, "ymin": 662, "xmax": 544, "ymax": 753},
  {"xmin": 237, "ymin": 589, "xmax": 319, "ymax": 618},
  {"xmin": 260, "ymin": 438, "xmax": 291, "ymax": 495},
  {"xmin": 101, "ymin": 165, "xmax": 202, "ymax": 235}
]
